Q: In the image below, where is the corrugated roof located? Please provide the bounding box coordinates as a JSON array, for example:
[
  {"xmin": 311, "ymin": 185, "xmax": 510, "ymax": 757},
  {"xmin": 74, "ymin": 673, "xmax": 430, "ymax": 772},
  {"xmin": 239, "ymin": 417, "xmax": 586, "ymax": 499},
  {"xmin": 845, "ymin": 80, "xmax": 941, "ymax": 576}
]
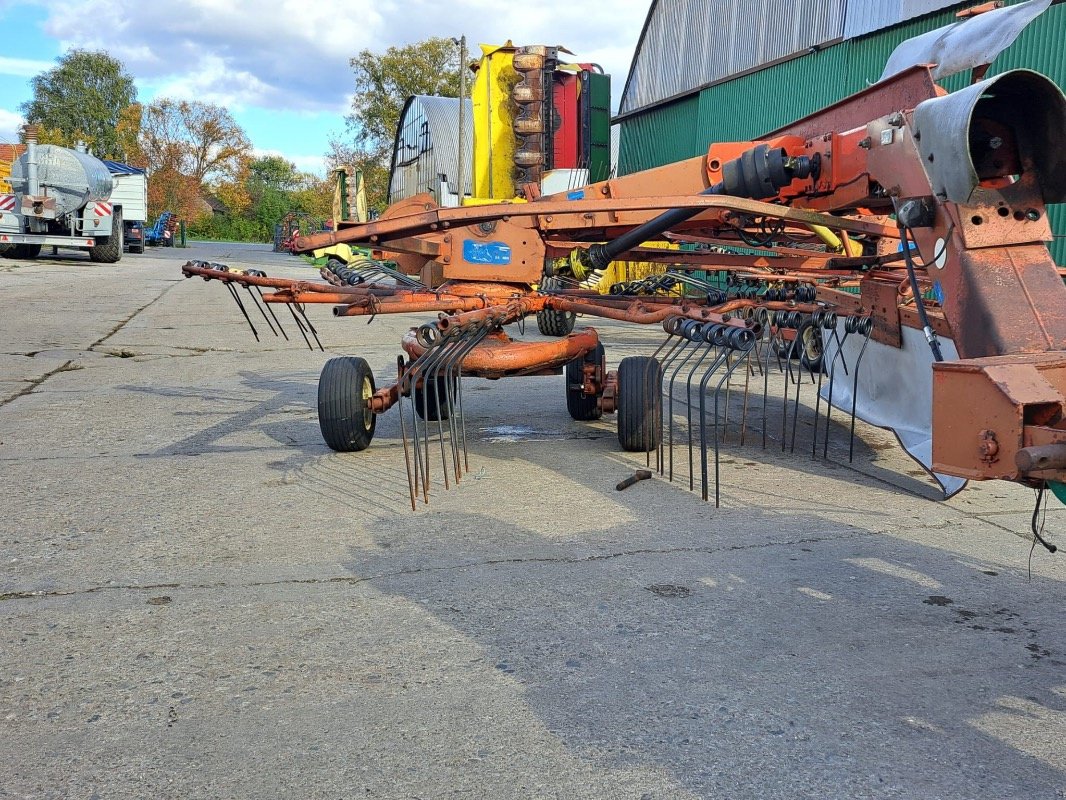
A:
[
  {"xmin": 388, "ymin": 95, "xmax": 473, "ymax": 205},
  {"xmin": 843, "ymin": 0, "xmax": 961, "ymax": 39},
  {"xmin": 618, "ymin": 0, "xmax": 847, "ymax": 118}
]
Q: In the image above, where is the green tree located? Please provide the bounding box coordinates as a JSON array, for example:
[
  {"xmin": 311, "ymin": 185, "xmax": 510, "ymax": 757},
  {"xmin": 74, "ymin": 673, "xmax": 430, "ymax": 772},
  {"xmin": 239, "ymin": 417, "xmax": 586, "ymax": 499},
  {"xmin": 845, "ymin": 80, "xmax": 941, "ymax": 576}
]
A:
[
  {"xmin": 21, "ymin": 50, "xmax": 137, "ymax": 158},
  {"xmin": 332, "ymin": 37, "xmax": 464, "ymax": 213}
]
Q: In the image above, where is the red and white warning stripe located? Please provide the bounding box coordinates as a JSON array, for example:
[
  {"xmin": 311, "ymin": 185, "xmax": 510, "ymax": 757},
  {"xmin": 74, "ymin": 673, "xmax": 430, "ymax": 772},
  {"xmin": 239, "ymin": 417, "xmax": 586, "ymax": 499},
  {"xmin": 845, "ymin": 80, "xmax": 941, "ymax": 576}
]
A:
[
  {"xmin": 93, "ymin": 201, "xmax": 113, "ymax": 216},
  {"xmin": 0, "ymin": 195, "xmax": 15, "ymax": 212}
]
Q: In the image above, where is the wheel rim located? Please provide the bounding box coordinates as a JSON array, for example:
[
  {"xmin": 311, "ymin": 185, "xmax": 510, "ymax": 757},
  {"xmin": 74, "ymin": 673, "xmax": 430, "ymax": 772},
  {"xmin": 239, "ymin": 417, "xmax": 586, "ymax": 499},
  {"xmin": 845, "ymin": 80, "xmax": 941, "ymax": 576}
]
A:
[
  {"xmin": 802, "ymin": 325, "xmax": 823, "ymax": 359},
  {"xmin": 361, "ymin": 376, "xmax": 373, "ymax": 428}
]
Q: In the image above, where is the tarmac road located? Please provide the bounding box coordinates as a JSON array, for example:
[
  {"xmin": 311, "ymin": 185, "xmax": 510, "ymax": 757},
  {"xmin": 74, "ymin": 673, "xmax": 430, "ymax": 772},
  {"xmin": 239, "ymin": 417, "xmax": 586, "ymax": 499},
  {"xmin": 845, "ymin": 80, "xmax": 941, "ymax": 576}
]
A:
[{"xmin": 1, "ymin": 241, "xmax": 1064, "ymax": 799}]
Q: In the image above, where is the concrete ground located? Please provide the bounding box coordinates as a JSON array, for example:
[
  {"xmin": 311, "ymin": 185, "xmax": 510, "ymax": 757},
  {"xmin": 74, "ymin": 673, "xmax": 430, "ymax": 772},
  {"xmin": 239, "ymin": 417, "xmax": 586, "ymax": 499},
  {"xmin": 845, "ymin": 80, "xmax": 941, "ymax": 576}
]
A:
[{"xmin": 1, "ymin": 241, "xmax": 1064, "ymax": 800}]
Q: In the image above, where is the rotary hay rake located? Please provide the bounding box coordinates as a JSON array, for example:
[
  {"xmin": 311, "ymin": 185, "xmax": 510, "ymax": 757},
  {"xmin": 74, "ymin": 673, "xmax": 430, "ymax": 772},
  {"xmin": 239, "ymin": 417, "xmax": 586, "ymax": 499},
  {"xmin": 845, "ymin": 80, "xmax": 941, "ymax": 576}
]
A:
[{"xmin": 182, "ymin": 1, "xmax": 1066, "ymax": 546}]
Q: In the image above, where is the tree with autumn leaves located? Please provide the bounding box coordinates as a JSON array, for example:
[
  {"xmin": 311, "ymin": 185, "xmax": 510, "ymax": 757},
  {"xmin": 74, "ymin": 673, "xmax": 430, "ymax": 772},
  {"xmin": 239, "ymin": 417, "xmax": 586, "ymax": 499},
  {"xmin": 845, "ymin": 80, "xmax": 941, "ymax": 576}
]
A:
[
  {"xmin": 22, "ymin": 50, "xmax": 330, "ymax": 241},
  {"xmin": 328, "ymin": 37, "xmax": 464, "ymax": 214}
]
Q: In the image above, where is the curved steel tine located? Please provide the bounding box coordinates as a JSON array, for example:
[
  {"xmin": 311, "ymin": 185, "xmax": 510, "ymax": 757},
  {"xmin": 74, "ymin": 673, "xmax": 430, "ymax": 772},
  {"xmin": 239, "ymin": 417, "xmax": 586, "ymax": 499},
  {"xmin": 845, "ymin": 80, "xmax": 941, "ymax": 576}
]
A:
[
  {"xmin": 644, "ymin": 323, "xmax": 684, "ymax": 469},
  {"xmin": 440, "ymin": 325, "xmax": 485, "ymax": 481},
  {"xmin": 422, "ymin": 334, "xmax": 457, "ymax": 491},
  {"xmin": 739, "ymin": 349, "xmax": 753, "ymax": 447},
  {"xmin": 654, "ymin": 328, "xmax": 691, "ymax": 474},
  {"xmin": 689, "ymin": 343, "xmax": 729, "ymax": 490},
  {"xmin": 244, "ymin": 285, "xmax": 278, "ymax": 336},
  {"xmin": 849, "ymin": 320, "xmax": 873, "ymax": 463},
  {"xmin": 666, "ymin": 338, "xmax": 703, "ymax": 482},
  {"xmin": 822, "ymin": 325, "xmax": 851, "ymax": 459},
  {"xmin": 454, "ymin": 326, "xmax": 492, "ymax": 473},
  {"xmin": 225, "ymin": 282, "xmax": 259, "ymax": 341},
  {"xmin": 395, "ymin": 356, "xmax": 417, "ymax": 511},
  {"xmin": 702, "ymin": 338, "xmax": 757, "ymax": 505},
  {"xmin": 295, "ymin": 305, "xmax": 323, "ymax": 351},
  {"xmin": 286, "ymin": 303, "xmax": 313, "ymax": 350},
  {"xmin": 255, "ymin": 288, "xmax": 289, "ymax": 340}
]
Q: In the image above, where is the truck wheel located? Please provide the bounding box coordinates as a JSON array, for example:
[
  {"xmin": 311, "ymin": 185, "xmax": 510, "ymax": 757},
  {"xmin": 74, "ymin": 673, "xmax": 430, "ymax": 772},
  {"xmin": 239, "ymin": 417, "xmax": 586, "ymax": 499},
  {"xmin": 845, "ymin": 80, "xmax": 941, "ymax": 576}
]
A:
[
  {"xmin": 617, "ymin": 356, "xmax": 663, "ymax": 452},
  {"xmin": 1, "ymin": 244, "xmax": 42, "ymax": 260},
  {"xmin": 565, "ymin": 342, "xmax": 604, "ymax": 421},
  {"xmin": 89, "ymin": 209, "xmax": 123, "ymax": 263},
  {"xmin": 318, "ymin": 356, "xmax": 376, "ymax": 452},
  {"xmin": 536, "ymin": 276, "xmax": 576, "ymax": 337}
]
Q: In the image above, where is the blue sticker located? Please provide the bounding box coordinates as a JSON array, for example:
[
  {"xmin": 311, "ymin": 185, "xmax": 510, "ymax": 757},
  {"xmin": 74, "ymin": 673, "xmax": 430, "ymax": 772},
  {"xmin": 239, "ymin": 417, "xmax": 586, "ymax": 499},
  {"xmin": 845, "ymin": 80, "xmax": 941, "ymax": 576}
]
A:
[
  {"xmin": 933, "ymin": 280, "xmax": 944, "ymax": 304},
  {"xmin": 463, "ymin": 240, "xmax": 512, "ymax": 265},
  {"xmin": 566, "ymin": 190, "xmax": 585, "ymax": 200}
]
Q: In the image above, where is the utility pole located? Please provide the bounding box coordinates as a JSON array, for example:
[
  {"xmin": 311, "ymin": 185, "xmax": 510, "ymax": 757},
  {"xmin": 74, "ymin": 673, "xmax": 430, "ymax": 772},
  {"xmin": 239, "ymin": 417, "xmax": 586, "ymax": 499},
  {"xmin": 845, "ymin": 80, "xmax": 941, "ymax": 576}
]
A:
[{"xmin": 456, "ymin": 35, "xmax": 467, "ymax": 207}]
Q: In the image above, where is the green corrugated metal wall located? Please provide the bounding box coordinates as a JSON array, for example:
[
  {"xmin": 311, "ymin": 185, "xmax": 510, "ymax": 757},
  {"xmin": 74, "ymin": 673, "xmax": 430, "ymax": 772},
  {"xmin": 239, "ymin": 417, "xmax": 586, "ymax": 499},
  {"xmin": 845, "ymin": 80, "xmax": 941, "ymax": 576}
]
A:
[
  {"xmin": 617, "ymin": 94, "xmax": 701, "ymax": 173},
  {"xmin": 618, "ymin": 1, "xmax": 1066, "ymax": 262}
]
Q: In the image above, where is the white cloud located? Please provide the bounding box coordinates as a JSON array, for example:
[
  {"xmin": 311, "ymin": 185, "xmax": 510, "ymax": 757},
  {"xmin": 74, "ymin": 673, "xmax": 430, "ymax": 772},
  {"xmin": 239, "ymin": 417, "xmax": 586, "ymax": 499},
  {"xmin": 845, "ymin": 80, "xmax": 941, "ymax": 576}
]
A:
[
  {"xmin": 37, "ymin": 0, "xmax": 646, "ymax": 113},
  {"xmin": 0, "ymin": 55, "xmax": 54, "ymax": 78},
  {"xmin": 0, "ymin": 108, "xmax": 25, "ymax": 143}
]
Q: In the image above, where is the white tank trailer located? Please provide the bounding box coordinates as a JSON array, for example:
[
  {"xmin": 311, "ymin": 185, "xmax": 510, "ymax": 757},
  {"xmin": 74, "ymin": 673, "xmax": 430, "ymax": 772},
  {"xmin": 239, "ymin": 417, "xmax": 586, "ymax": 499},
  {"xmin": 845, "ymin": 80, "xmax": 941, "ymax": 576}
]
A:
[{"xmin": 0, "ymin": 128, "xmax": 123, "ymax": 262}]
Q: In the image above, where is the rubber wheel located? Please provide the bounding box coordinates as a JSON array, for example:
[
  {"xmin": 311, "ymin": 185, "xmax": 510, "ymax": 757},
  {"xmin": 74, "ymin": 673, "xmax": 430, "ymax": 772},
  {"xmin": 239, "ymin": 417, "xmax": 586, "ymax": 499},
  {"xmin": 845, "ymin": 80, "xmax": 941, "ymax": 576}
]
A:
[
  {"xmin": 1, "ymin": 244, "xmax": 42, "ymax": 260},
  {"xmin": 796, "ymin": 319, "xmax": 824, "ymax": 372},
  {"xmin": 617, "ymin": 356, "xmax": 663, "ymax": 452},
  {"xmin": 89, "ymin": 208, "xmax": 123, "ymax": 263},
  {"xmin": 414, "ymin": 374, "xmax": 456, "ymax": 421},
  {"xmin": 536, "ymin": 275, "xmax": 576, "ymax": 337},
  {"xmin": 565, "ymin": 342, "xmax": 604, "ymax": 421},
  {"xmin": 318, "ymin": 356, "xmax": 377, "ymax": 452}
]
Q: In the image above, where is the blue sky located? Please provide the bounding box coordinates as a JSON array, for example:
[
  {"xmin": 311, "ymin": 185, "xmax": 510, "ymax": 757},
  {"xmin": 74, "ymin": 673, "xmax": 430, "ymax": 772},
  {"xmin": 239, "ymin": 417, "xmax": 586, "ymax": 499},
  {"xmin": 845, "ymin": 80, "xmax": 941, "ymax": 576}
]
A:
[{"xmin": 0, "ymin": 0, "xmax": 647, "ymax": 175}]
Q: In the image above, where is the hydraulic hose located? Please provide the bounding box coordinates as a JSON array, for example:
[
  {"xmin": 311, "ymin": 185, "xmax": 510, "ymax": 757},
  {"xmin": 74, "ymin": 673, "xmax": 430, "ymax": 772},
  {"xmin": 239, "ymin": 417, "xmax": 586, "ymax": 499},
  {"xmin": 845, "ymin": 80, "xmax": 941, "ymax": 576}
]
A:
[{"xmin": 585, "ymin": 182, "xmax": 725, "ymax": 270}]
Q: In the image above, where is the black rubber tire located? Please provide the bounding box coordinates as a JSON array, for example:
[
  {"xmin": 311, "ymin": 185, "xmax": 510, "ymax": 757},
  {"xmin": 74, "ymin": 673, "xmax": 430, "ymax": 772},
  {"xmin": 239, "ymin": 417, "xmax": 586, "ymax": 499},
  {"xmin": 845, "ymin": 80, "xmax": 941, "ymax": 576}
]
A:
[
  {"xmin": 1, "ymin": 244, "xmax": 42, "ymax": 260},
  {"xmin": 617, "ymin": 356, "xmax": 663, "ymax": 452},
  {"xmin": 565, "ymin": 342, "xmax": 604, "ymax": 421},
  {"xmin": 318, "ymin": 356, "xmax": 377, "ymax": 452},
  {"xmin": 414, "ymin": 374, "xmax": 456, "ymax": 421},
  {"xmin": 536, "ymin": 275, "xmax": 576, "ymax": 337},
  {"xmin": 89, "ymin": 208, "xmax": 123, "ymax": 263},
  {"xmin": 796, "ymin": 319, "xmax": 824, "ymax": 372}
]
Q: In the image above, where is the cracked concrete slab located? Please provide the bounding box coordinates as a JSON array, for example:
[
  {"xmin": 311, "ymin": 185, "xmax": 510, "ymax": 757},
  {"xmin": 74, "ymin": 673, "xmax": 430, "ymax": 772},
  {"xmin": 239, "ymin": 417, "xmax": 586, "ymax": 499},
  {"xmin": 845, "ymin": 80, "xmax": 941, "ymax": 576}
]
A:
[{"xmin": 1, "ymin": 243, "xmax": 1064, "ymax": 799}]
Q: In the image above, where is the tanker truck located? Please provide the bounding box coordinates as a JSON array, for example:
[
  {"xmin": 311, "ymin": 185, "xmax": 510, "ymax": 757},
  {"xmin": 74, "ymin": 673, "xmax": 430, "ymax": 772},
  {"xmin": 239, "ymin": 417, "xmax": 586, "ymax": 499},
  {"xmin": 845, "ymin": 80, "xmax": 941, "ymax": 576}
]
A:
[{"xmin": 0, "ymin": 127, "xmax": 122, "ymax": 263}]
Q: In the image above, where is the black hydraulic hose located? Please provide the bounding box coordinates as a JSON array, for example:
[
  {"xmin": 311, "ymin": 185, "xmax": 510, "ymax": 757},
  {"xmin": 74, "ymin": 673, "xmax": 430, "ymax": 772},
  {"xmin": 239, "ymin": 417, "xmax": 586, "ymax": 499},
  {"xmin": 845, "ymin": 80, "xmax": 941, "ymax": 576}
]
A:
[
  {"xmin": 901, "ymin": 226, "xmax": 944, "ymax": 363},
  {"xmin": 586, "ymin": 182, "xmax": 726, "ymax": 270}
]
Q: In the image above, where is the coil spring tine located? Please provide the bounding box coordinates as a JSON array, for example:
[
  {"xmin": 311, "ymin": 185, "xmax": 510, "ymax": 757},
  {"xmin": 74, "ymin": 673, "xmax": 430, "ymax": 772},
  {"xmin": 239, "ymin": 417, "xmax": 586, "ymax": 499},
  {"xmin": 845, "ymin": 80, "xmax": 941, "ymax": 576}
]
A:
[
  {"xmin": 849, "ymin": 318, "xmax": 874, "ymax": 463},
  {"xmin": 225, "ymin": 282, "xmax": 260, "ymax": 341},
  {"xmin": 255, "ymin": 288, "xmax": 289, "ymax": 341},
  {"xmin": 244, "ymin": 285, "xmax": 279, "ymax": 337}
]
